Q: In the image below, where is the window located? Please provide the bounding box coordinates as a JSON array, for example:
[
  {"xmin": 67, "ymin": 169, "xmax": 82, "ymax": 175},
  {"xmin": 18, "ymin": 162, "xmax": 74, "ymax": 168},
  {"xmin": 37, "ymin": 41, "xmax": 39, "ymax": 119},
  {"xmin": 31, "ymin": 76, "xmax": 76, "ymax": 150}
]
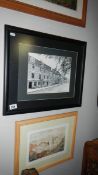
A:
[
  {"xmin": 32, "ymin": 64, "xmax": 34, "ymax": 69},
  {"xmin": 39, "ymin": 74, "xmax": 41, "ymax": 80},
  {"xmin": 32, "ymin": 73, "xmax": 34, "ymax": 78},
  {"xmin": 34, "ymin": 82, "xmax": 37, "ymax": 86},
  {"xmin": 38, "ymin": 82, "xmax": 40, "ymax": 85},
  {"xmin": 29, "ymin": 82, "xmax": 32, "ymax": 88}
]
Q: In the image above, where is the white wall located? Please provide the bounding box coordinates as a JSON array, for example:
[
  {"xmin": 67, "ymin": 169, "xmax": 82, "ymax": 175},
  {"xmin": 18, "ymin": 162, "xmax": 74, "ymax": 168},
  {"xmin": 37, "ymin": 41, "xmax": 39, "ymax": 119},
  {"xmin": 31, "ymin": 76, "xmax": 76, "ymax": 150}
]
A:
[{"xmin": 0, "ymin": 0, "xmax": 98, "ymax": 175}]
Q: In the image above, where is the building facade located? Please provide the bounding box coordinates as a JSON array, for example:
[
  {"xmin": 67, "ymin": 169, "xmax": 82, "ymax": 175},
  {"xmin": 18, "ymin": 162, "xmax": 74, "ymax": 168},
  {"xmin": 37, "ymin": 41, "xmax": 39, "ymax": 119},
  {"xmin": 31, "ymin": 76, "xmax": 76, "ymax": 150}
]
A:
[{"xmin": 27, "ymin": 55, "xmax": 62, "ymax": 91}]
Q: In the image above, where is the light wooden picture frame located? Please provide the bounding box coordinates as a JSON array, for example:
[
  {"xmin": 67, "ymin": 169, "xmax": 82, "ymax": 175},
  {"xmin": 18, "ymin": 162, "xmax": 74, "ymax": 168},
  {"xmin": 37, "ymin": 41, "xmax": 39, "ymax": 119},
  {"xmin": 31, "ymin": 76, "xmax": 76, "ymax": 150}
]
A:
[
  {"xmin": 0, "ymin": 0, "xmax": 88, "ymax": 27},
  {"xmin": 14, "ymin": 111, "xmax": 78, "ymax": 174}
]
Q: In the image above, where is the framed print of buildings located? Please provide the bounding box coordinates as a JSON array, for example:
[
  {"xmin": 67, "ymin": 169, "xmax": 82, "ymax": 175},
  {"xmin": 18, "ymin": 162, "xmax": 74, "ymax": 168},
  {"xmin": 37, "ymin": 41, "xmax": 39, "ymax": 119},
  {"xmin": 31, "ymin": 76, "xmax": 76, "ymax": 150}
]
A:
[{"xmin": 3, "ymin": 25, "xmax": 86, "ymax": 115}]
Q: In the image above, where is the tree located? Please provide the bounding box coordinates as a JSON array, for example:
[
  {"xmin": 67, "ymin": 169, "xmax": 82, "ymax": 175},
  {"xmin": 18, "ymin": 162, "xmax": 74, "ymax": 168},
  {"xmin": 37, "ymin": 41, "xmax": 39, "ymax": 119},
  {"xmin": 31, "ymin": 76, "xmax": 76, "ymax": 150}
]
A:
[{"xmin": 55, "ymin": 56, "xmax": 72, "ymax": 76}]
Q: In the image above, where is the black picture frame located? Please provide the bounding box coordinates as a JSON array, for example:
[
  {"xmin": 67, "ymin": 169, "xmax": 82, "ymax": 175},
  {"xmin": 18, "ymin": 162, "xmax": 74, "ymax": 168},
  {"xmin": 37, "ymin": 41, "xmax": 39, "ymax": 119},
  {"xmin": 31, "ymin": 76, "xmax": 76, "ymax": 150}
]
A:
[{"xmin": 3, "ymin": 25, "xmax": 87, "ymax": 115}]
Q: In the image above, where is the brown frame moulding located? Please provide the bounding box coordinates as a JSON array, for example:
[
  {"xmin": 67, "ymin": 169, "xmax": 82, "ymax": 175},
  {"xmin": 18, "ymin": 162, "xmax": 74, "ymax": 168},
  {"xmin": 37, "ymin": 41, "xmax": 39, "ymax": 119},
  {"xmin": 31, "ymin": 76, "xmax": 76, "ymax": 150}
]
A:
[{"xmin": 0, "ymin": 0, "xmax": 88, "ymax": 27}]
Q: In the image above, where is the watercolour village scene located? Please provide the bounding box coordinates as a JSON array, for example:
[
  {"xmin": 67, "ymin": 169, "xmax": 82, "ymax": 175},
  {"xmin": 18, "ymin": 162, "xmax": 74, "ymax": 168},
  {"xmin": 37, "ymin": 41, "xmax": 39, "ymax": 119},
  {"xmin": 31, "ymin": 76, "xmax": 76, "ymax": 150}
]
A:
[{"xmin": 28, "ymin": 126, "xmax": 66, "ymax": 162}]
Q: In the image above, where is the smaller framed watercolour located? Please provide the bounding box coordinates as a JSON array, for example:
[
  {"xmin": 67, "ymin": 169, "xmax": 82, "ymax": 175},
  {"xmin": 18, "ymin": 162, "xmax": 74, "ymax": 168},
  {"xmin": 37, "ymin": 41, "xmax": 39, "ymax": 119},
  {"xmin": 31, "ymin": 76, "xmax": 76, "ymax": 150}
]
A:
[
  {"xmin": 14, "ymin": 112, "xmax": 78, "ymax": 174},
  {"xmin": 3, "ymin": 25, "xmax": 86, "ymax": 115}
]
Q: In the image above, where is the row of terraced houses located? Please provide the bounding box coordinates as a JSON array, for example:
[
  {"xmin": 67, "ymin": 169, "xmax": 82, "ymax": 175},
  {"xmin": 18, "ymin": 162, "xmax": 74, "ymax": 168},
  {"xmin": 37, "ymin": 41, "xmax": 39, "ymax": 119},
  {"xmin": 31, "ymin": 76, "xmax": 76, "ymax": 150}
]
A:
[{"xmin": 27, "ymin": 55, "xmax": 63, "ymax": 90}]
